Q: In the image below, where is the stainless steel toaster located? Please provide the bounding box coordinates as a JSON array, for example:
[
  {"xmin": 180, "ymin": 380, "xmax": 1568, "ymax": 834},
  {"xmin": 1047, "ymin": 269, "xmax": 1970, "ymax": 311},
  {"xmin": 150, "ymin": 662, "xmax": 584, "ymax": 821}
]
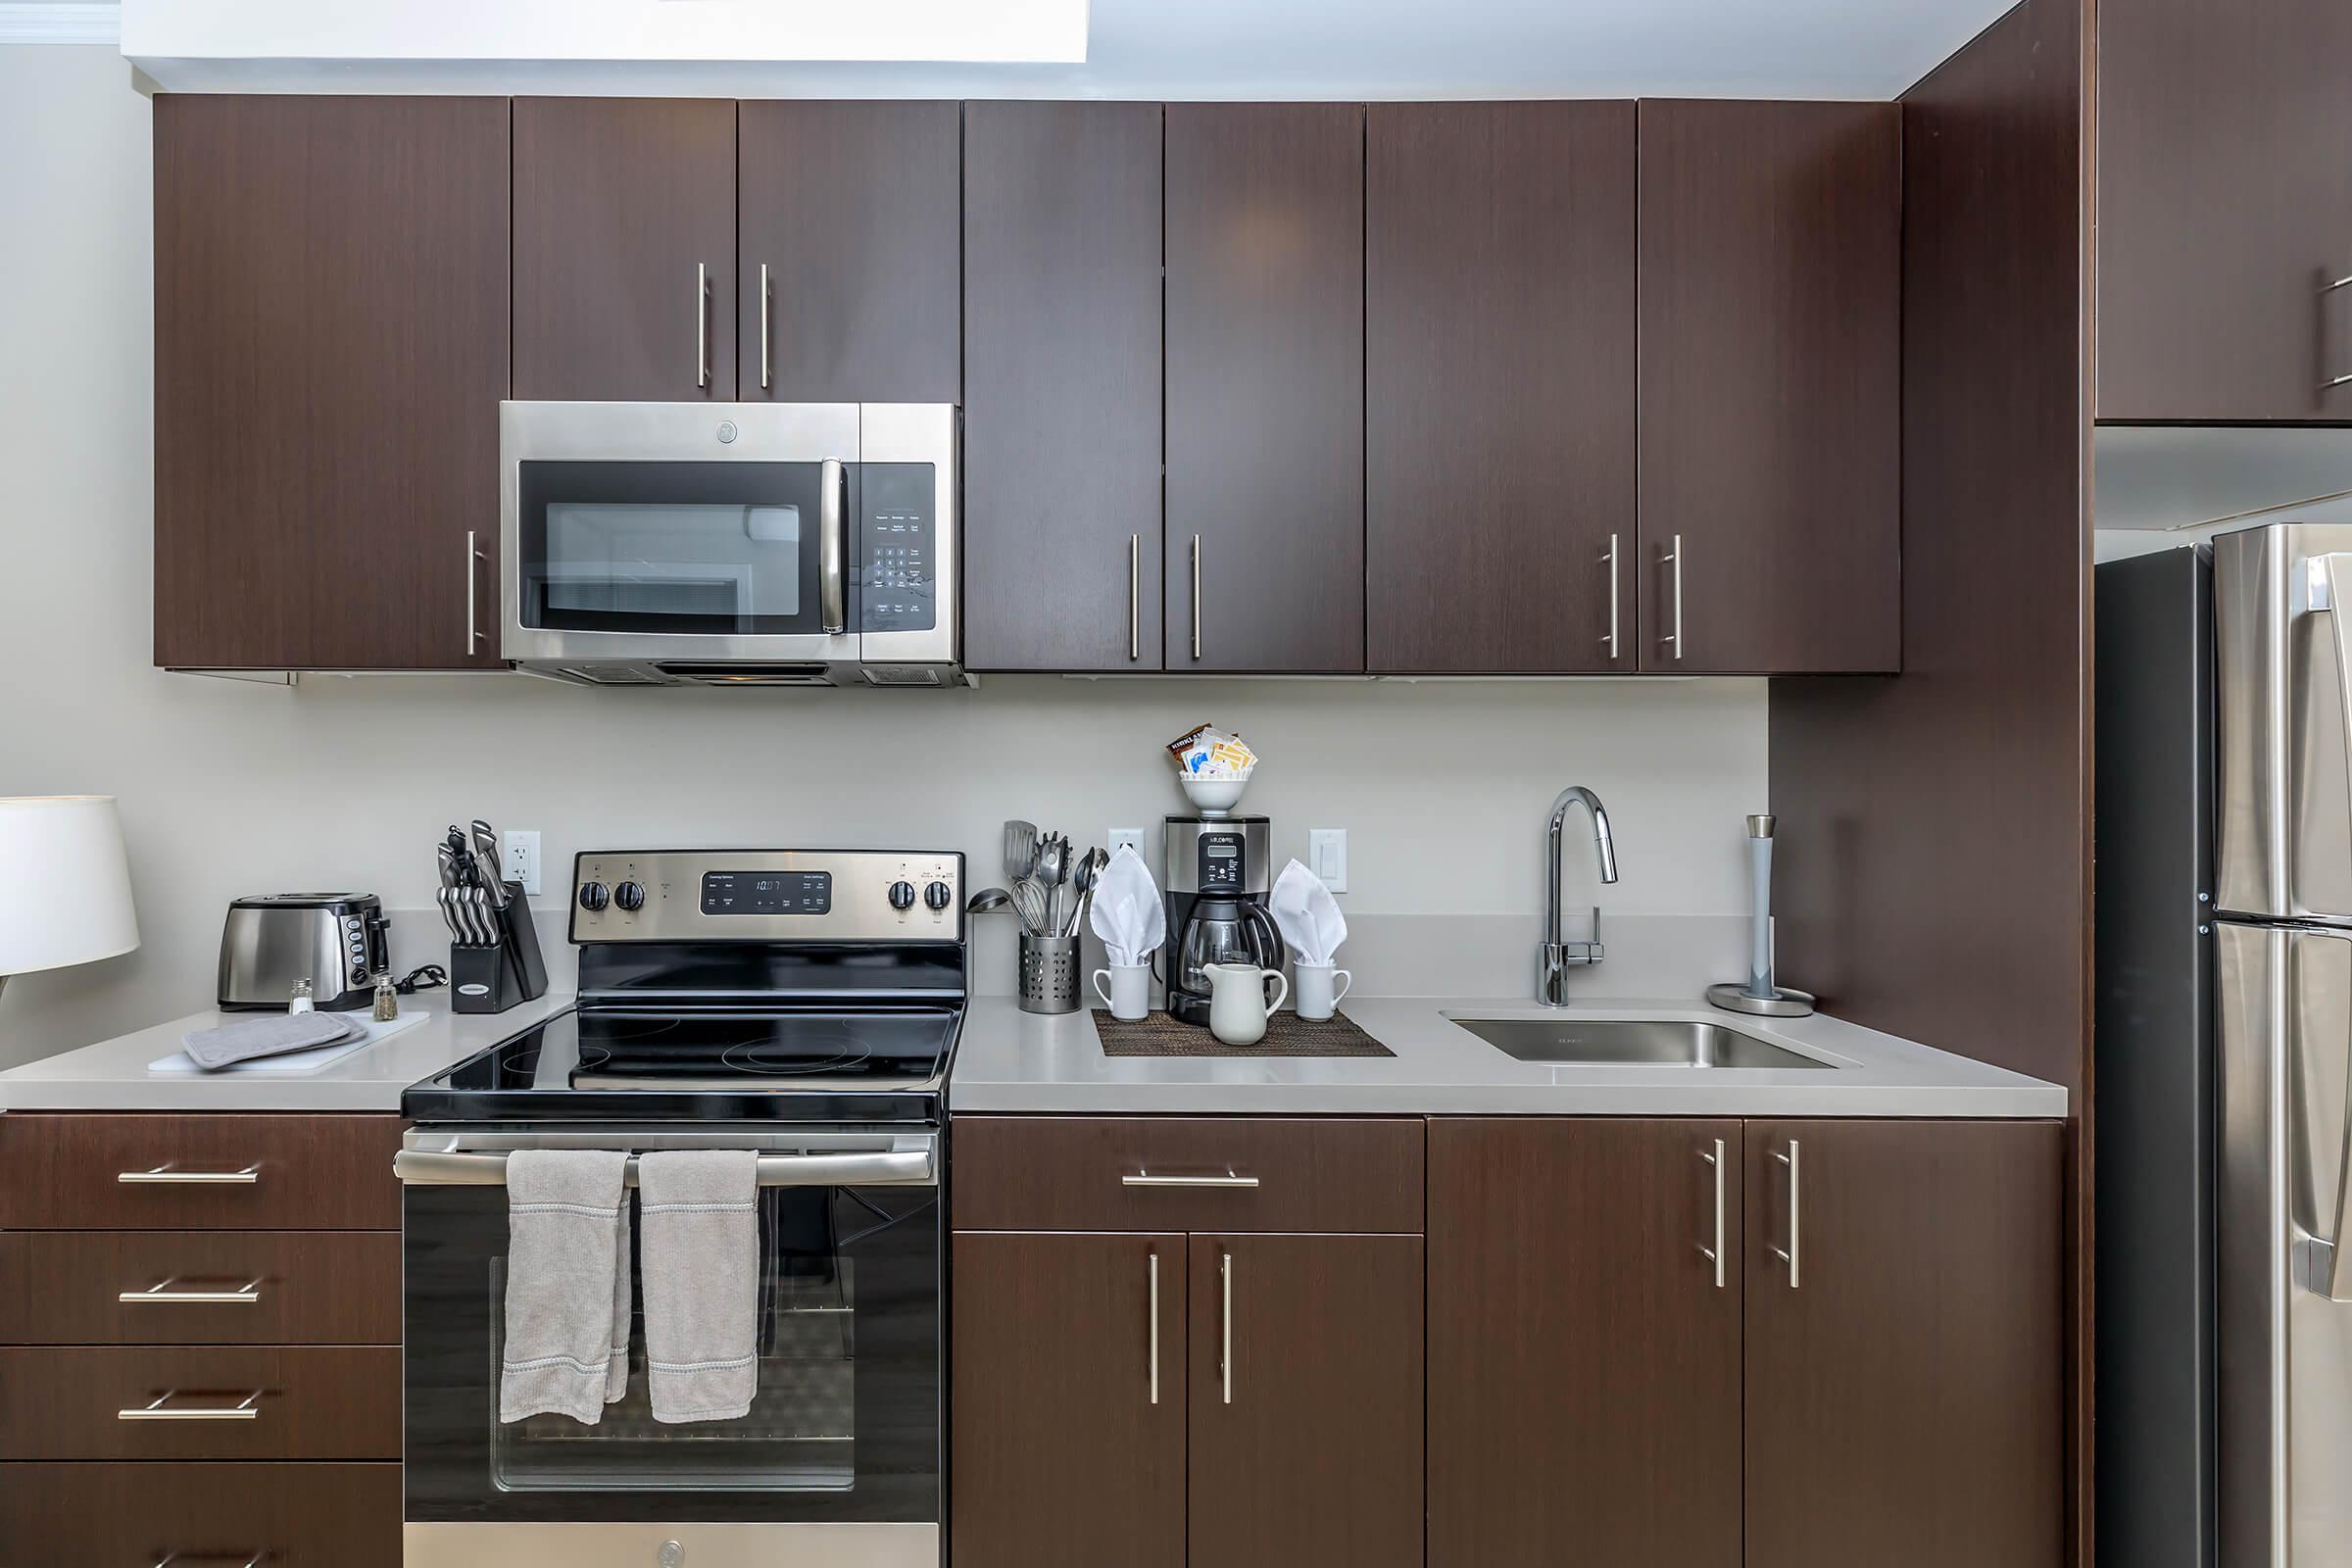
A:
[{"xmin": 218, "ymin": 893, "xmax": 389, "ymax": 1011}]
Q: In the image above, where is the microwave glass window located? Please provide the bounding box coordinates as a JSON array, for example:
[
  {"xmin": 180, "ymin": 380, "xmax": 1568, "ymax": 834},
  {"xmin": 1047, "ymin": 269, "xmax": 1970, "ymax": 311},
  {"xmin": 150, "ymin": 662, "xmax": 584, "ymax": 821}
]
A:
[{"xmin": 518, "ymin": 461, "xmax": 834, "ymax": 637}]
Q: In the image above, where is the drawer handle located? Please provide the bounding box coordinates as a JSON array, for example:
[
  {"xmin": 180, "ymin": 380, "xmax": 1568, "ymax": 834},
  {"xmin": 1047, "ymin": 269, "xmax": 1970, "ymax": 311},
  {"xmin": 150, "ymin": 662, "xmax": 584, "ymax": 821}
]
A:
[
  {"xmin": 120, "ymin": 1277, "xmax": 264, "ymax": 1305},
  {"xmin": 1122, "ymin": 1169, "xmax": 1259, "ymax": 1190},
  {"xmin": 154, "ymin": 1555, "xmax": 267, "ymax": 1567},
  {"xmin": 118, "ymin": 1163, "xmax": 262, "ymax": 1186},
  {"xmin": 119, "ymin": 1390, "xmax": 264, "ymax": 1421}
]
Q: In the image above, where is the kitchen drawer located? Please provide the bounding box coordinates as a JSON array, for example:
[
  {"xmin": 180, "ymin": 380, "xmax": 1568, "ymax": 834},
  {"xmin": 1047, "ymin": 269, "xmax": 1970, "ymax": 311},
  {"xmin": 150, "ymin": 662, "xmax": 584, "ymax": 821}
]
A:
[
  {"xmin": 952, "ymin": 1116, "xmax": 1425, "ymax": 1233},
  {"xmin": 0, "ymin": 1460, "xmax": 400, "ymax": 1566},
  {"xmin": 0, "ymin": 1345, "xmax": 400, "ymax": 1459},
  {"xmin": 0, "ymin": 1230, "xmax": 399, "ymax": 1345},
  {"xmin": 0, "ymin": 1112, "xmax": 404, "ymax": 1230}
]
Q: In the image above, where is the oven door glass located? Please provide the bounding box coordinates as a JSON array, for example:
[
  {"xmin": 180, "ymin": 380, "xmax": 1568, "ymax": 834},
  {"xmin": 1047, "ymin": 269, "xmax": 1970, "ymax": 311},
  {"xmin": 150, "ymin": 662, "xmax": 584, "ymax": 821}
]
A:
[
  {"xmin": 405, "ymin": 1174, "xmax": 938, "ymax": 1523},
  {"xmin": 516, "ymin": 461, "xmax": 847, "ymax": 638}
]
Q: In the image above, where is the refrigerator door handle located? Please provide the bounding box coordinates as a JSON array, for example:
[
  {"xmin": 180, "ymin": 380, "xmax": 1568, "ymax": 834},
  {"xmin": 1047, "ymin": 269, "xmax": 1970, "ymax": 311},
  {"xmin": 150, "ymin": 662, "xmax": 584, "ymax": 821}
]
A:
[{"xmin": 2312, "ymin": 555, "xmax": 2352, "ymax": 1299}]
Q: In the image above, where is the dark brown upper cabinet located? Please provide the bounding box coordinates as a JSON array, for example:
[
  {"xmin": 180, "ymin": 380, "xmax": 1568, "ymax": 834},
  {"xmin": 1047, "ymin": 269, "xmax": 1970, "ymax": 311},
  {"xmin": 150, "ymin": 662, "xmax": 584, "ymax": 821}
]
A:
[
  {"xmin": 1743, "ymin": 1119, "xmax": 2065, "ymax": 1568},
  {"xmin": 1187, "ymin": 1233, "xmax": 1423, "ymax": 1568},
  {"xmin": 153, "ymin": 95, "xmax": 512, "ymax": 671},
  {"xmin": 1366, "ymin": 102, "xmax": 1639, "ymax": 674},
  {"xmin": 961, "ymin": 102, "xmax": 1165, "ymax": 673},
  {"xmin": 1428, "ymin": 1118, "xmax": 1742, "ymax": 1568},
  {"xmin": 2099, "ymin": 0, "xmax": 2352, "ymax": 421},
  {"xmin": 950, "ymin": 1231, "xmax": 1186, "ymax": 1568},
  {"xmin": 736, "ymin": 101, "xmax": 962, "ymax": 404},
  {"xmin": 1637, "ymin": 100, "xmax": 1901, "ymax": 673},
  {"xmin": 513, "ymin": 98, "xmax": 737, "ymax": 402},
  {"xmin": 1164, "ymin": 103, "xmax": 1366, "ymax": 673}
]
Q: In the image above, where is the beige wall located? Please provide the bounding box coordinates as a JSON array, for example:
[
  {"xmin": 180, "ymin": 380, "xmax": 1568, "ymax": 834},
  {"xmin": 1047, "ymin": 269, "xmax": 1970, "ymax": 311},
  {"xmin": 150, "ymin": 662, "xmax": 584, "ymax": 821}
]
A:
[{"xmin": 0, "ymin": 43, "xmax": 1771, "ymax": 1063}]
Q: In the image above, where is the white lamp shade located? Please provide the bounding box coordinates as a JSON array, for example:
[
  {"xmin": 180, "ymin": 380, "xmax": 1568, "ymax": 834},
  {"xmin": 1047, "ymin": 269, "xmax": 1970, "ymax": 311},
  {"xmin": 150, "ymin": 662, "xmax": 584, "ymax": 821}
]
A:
[{"xmin": 0, "ymin": 797, "xmax": 140, "ymax": 976}]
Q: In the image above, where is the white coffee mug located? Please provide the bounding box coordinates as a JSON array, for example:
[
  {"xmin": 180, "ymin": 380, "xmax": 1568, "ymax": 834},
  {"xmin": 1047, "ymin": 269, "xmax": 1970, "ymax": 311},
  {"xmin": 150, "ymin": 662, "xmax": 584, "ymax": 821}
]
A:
[
  {"xmin": 1205, "ymin": 961, "xmax": 1289, "ymax": 1047},
  {"xmin": 1292, "ymin": 961, "xmax": 1352, "ymax": 1021},
  {"xmin": 1093, "ymin": 962, "xmax": 1152, "ymax": 1022}
]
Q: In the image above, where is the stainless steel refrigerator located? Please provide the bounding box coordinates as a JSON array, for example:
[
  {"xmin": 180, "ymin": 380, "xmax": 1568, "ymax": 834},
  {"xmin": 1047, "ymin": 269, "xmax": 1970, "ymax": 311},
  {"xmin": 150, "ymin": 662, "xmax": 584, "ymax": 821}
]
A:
[{"xmin": 2100, "ymin": 523, "xmax": 2352, "ymax": 1568}]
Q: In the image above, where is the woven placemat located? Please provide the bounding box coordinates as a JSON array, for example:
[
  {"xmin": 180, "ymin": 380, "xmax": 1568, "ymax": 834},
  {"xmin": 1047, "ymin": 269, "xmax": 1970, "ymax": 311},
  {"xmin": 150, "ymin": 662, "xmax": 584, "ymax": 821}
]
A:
[{"xmin": 1096, "ymin": 1009, "xmax": 1394, "ymax": 1058}]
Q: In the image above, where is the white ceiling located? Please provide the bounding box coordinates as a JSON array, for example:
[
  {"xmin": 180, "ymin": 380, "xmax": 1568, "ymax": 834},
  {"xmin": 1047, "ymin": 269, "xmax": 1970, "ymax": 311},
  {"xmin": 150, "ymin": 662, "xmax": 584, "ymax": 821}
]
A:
[{"xmin": 89, "ymin": 0, "xmax": 2025, "ymax": 100}]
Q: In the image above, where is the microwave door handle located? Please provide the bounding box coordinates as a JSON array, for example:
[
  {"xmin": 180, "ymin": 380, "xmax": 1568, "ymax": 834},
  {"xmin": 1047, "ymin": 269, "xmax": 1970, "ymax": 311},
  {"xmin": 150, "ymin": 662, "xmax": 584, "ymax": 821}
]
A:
[{"xmin": 820, "ymin": 457, "xmax": 848, "ymax": 636}]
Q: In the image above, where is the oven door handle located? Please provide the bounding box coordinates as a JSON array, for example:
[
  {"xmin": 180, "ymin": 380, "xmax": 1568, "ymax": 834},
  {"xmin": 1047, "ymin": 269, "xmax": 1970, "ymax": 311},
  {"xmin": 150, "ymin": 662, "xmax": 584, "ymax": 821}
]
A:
[{"xmin": 392, "ymin": 1147, "xmax": 935, "ymax": 1189}]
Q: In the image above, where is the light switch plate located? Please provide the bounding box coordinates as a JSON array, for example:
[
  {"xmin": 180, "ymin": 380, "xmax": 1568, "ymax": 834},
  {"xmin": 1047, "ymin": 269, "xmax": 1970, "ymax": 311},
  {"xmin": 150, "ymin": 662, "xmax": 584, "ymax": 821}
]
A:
[
  {"xmin": 1109, "ymin": 827, "xmax": 1147, "ymax": 859},
  {"xmin": 502, "ymin": 829, "xmax": 542, "ymax": 897},
  {"xmin": 1309, "ymin": 828, "xmax": 1348, "ymax": 893}
]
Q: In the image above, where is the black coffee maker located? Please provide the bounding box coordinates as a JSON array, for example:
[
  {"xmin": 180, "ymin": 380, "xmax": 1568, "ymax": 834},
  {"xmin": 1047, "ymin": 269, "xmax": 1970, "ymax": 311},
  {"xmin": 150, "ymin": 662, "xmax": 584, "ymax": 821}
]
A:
[{"xmin": 1162, "ymin": 815, "xmax": 1281, "ymax": 1026}]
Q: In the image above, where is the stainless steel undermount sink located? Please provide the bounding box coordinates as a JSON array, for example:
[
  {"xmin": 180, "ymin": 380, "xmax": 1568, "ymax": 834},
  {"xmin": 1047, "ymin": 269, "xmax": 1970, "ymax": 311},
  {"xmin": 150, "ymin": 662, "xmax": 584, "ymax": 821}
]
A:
[{"xmin": 1450, "ymin": 1016, "xmax": 1835, "ymax": 1069}]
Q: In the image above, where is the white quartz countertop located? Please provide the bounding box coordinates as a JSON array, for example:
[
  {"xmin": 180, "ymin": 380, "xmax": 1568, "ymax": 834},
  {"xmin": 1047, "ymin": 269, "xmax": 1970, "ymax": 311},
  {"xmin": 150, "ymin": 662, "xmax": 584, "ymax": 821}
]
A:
[
  {"xmin": 0, "ymin": 993, "xmax": 574, "ymax": 1112},
  {"xmin": 948, "ymin": 996, "xmax": 2068, "ymax": 1118}
]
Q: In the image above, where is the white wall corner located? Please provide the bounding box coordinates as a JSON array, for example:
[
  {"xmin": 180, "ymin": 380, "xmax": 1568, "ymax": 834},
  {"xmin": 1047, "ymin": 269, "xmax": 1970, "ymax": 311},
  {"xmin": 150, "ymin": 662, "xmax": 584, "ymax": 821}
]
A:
[{"xmin": 0, "ymin": 4, "xmax": 120, "ymax": 46}]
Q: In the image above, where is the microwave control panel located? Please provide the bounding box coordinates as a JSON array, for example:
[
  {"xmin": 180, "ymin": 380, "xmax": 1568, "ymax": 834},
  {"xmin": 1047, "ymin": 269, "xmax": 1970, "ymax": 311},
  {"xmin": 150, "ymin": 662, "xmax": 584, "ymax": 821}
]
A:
[{"xmin": 859, "ymin": 463, "xmax": 937, "ymax": 634}]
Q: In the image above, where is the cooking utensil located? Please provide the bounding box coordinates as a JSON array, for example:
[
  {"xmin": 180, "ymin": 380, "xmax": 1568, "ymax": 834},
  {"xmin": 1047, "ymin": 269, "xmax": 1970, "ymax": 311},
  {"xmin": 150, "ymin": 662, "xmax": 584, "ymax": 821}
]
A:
[
  {"xmin": 1066, "ymin": 847, "xmax": 1108, "ymax": 938},
  {"xmin": 1003, "ymin": 820, "xmax": 1039, "ymax": 885},
  {"xmin": 1035, "ymin": 834, "xmax": 1070, "ymax": 931},
  {"xmin": 1009, "ymin": 879, "xmax": 1051, "ymax": 935},
  {"xmin": 966, "ymin": 887, "xmax": 1013, "ymax": 915},
  {"xmin": 469, "ymin": 819, "xmax": 510, "ymax": 909}
]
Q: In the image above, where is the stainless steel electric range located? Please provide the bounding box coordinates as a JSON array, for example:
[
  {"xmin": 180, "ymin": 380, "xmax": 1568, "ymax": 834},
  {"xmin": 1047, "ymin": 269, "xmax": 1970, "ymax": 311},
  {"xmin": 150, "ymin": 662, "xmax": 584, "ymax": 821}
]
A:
[{"xmin": 398, "ymin": 848, "xmax": 960, "ymax": 1568}]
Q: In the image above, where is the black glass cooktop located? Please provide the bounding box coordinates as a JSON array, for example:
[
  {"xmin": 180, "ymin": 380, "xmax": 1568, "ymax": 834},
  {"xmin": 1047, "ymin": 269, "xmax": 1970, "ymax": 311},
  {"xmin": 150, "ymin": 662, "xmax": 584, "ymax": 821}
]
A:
[{"xmin": 403, "ymin": 1004, "xmax": 958, "ymax": 1124}]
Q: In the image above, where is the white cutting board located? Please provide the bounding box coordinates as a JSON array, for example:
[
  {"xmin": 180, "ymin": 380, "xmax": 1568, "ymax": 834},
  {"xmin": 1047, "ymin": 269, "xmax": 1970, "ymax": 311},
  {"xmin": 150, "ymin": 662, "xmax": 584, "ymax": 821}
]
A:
[{"xmin": 148, "ymin": 1009, "xmax": 431, "ymax": 1075}]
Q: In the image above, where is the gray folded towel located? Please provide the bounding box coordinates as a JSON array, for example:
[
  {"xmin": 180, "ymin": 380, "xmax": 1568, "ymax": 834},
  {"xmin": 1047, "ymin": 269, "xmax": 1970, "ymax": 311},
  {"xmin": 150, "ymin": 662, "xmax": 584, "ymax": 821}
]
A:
[
  {"xmin": 180, "ymin": 1010, "xmax": 364, "ymax": 1071},
  {"xmin": 638, "ymin": 1149, "xmax": 760, "ymax": 1424},
  {"xmin": 501, "ymin": 1150, "xmax": 630, "ymax": 1424}
]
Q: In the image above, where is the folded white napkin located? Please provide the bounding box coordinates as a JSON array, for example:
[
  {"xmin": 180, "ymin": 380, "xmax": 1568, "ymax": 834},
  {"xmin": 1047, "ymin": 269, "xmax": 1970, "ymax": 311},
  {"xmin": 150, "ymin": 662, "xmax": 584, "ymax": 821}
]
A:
[
  {"xmin": 1270, "ymin": 858, "xmax": 1347, "ymax": 965},
  {"xmin": 1091, "ymin": 845, "xmax": 1166, "ymax": 967}
]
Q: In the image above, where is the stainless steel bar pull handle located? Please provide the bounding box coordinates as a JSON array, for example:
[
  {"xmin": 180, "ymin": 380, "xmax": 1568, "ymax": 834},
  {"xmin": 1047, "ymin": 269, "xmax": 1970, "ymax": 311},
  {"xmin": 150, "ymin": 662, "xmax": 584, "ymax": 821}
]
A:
[
  {"xmin": 121, "ymin": 1277, "xmax": 263, "ymax": 1305},
  {"xmin": 1191, "ymin": 534, "xmax": 1203, "ymax": 661},
  {"xmin": 1129, "ymin": 534, "xmax": 1141, "ymax": 662},
  {"xmin": 119, "ymin": 1390, "xmax": 264, "ymax": 1421},
  {"xmin": 1220, "ymin": 1250, "xmax": 1235, "ymax": 1404},
  {"xmin": 1696, "ymin": 1139, "xmax": 1726, "ymax": 1289},
  {"xmin": 1661, "ymin": 534, "xmax": 1685, "ymax": 659},
  {"xmin": 153, "ymin": 1554, "xmax": 267, "ymax": 1567},
  {"xmin": 759, "ymin": 262, "xmax": 772, "ymax": 390},
  {"xmin": 1147, "ymin": 1250, "xmax": 1160, "ymax": 1405},
  {"xmin": 819, "ymin": 456, "xmax": 847, "ymax": 635},
  {"xmin": 1122, "ymin": 1169, "xmax": 1259, "ymax": 1189},
  {"xmin": 1769, "ymin": 1140, "xmax": 1802, "ymax": 1288},
  {"xmin": 695, "ymin": 261, "xmax": 710, "ymax": 389},
  {"xmin": 394, "ymin": 1146, "xmax": 936, "ymax": 1188},
  {"xmin": 465, "ymin": 528, "xmax": 484, "ymax": 656},
  {"xmin": 2314, "ymin": 555, "xmax": 2352, "ymax": 1298},
  {"xmin": 119, "ymin": 1163, "xmax": 261, "ymax": 1186},
  {"xmin": 2322, "ymin": 272, "xmax": 2352, "ymax": 394},
  {"xmin": 1603, "ymin": 532, "xmax": 1621, "ymax": 659}
]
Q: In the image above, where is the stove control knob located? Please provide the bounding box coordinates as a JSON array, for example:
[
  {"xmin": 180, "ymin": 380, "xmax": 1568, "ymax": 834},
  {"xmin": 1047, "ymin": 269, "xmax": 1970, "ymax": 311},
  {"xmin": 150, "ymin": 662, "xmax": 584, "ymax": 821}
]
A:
[
  {"xmin": 888, "ymin": 880, "xmax": 918, "ymax": 911},
  {"xmin": 613, "ymin": 880, "xmax": 646, "ymax": 912},
  {"xmin": 577, "ymin": 881, "xmax": 610, "ymax": 912},
  {"xmin": 925, "ymin": 880, "xmax": 953, "ymax": 911}
]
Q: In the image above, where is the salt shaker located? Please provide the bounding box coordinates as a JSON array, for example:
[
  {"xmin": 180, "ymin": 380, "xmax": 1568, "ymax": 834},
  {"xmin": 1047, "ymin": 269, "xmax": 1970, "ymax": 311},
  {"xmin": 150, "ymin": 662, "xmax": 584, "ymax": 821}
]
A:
[{"xmin": 288, "ymin": 978, "xmax": 315, "ymax": 1014}]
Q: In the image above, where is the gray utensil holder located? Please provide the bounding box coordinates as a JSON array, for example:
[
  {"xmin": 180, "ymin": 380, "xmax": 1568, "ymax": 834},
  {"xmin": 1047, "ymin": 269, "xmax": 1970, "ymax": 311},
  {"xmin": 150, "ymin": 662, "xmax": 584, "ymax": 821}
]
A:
[{"xmin": 1018, "ymin": 933, "xmax": 1081, "ymax": 1015}]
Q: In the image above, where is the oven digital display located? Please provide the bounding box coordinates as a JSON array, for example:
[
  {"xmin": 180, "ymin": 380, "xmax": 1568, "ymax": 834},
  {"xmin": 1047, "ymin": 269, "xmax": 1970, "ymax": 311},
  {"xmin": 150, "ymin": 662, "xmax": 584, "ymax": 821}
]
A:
[{"xmin": 700, "ymin": 870, "xmax": 832, "ymax": 915}]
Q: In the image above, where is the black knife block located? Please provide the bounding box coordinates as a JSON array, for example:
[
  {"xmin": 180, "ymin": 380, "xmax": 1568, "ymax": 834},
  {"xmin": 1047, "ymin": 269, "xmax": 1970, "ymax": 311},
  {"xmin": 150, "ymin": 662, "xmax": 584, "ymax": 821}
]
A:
[{"xmin": 450, "ymin": 882, "xmax": 550, "ymax": 1014}]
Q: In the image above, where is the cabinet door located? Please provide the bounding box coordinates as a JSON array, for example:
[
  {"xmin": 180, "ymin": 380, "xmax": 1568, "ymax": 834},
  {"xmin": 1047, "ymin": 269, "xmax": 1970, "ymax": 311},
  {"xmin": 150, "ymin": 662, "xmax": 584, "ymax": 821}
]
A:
[
  {"xmin": 1638, "ymin": 100, "xmax": 1900, "ymax": 673},
  {"xmin": 1366, "ymin": 102, "xmax": 1638, "ymax": 674},
  {"xmin": 737, "ymin": 101, "xmax": 960, "ymax": 404},
  {"xmin": 1188, "ymin": 1234, "xmax": 1423, "ymax": 1568},
  {"xmin": 951, "ymin": 1232, "xmax": 1185, "ymax": 1568},
  {"xmin": 1744, "ymin": 1119, "xmax": 2065, "ymax": 1568},
  {"xmin": 1427, "ymin": 1118, "xmax": 1742, "ymax": 1568},
  {"xmin": 962, "ymin": 102, "xmax": 1164, "ymax": 672},
  {"xmin": 514, "ymin": 98, "xmax": 737, "ymax": 401},
  {"xmin": 2100, "ymin": 0, "xmax": 2352, "ymax": 420},
  {"xmin": 153, "ymin": 95, "xmax": 510, "ymax": 671},
  {"xmin": 1165, "ymin": 103, "xmax": 1365, "ymax": 673}
]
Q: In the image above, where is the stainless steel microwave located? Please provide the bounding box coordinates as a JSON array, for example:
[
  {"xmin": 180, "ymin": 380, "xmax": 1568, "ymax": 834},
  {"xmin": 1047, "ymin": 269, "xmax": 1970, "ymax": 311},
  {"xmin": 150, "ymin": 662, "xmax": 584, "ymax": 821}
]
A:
[{"xmin": 500, "ymin": 401, "xmax": 963, "ymax": 687}]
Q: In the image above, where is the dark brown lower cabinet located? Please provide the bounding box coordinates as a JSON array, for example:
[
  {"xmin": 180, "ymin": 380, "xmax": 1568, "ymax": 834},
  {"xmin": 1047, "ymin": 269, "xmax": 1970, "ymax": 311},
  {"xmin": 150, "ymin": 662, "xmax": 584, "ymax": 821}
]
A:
[
  {"xmin": 1188, "ymin": 1234, "xmax": 1424, "ymax": 1568},
  {"xmin": 1428, "ymin": 1118, "xmax": 1743, "ymax": 1567},
  {"xmin": 0, "ymin": 1460, "xmax": 400, "ymax": 1567},
  {"xmin": 951, "ymin": 1231, "xmax": 1187, "ymax": 1568},
  {"xmin": 1744, "ymin": 1118, "xmax": 2066, "ymax": 1568}
]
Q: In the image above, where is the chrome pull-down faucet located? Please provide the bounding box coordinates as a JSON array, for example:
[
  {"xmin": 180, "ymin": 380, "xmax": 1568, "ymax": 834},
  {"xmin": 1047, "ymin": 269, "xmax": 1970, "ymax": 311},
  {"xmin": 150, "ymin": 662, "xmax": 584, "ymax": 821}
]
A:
[{"xmin": 1541, "ymin": 785, "xmax": 1618, "ymax": 1006}]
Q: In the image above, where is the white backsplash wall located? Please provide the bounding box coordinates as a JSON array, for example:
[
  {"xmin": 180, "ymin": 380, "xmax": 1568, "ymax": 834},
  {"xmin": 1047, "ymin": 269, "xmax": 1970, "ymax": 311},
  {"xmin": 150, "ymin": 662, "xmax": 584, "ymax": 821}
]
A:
[{"xmin": 0, "ymin": 43, "xmax": 1771, "ymax": 1064}]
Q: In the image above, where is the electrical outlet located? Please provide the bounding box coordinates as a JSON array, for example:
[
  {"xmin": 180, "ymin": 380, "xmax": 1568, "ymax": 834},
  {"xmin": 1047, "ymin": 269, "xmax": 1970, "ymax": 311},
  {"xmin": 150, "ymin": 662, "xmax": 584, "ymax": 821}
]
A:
[
  {"xmin": 1109, "ymin": 827, "xmax": 1147, "ymax": 859},
  {"xmin": 502, "ymin": 829, "xmax": 542, "ymax": 897},
  {"xmin": 1309, "ymin": 828, "xmax": 1348, "ymax": 893}
]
